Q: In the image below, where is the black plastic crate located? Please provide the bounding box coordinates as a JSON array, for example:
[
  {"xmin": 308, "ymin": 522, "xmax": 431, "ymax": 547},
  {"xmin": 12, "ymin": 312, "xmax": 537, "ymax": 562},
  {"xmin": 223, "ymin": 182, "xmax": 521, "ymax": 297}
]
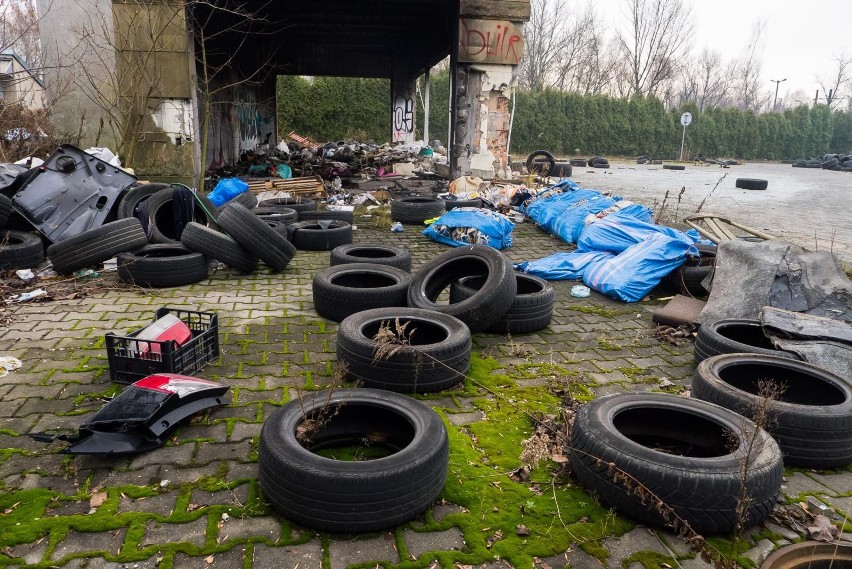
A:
[{"xmin": 105, "ymin": 307, "xmax": 219, "ymax": 384}]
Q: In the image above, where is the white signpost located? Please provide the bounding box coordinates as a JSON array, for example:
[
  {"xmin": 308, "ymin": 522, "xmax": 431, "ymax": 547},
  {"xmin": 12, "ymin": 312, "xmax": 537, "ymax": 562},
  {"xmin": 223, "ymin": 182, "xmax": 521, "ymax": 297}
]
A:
[{"xmin": 679, "ymin": 111, "xmax": 692, "ymax": 161}]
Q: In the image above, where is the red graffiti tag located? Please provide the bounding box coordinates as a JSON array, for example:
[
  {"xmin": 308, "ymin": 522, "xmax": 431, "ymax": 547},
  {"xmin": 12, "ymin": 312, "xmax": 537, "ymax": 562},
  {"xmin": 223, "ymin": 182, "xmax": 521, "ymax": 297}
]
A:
[{"xmin": 460, "ymin": 20, "xmax": 523, "ymax": 65}]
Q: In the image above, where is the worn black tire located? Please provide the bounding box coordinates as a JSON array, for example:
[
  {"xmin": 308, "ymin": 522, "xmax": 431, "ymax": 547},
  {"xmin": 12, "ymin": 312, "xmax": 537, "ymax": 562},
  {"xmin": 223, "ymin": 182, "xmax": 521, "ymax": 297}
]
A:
[
  {"xmin": 313, "ymin": 263, "xmax": 412, "ymax": 322},
  {"xmin": 526, "ymin": 150, "xmax": 556, "ymax": 175},
  {"xmin": 180, "ymin": 221, "xmax": 257, "ymax": 273},
  {"xmin": 0, "ymin": 194, "xmax": 12, "ymax": 228},
  {"xmin": 225, "ymin": 190, "xmax": 257, "ymax": 209},
  {"xmin": 692, "ymin": 354, "xmax": 852, "ymax": 468},
  {"xmin": 587, "ymin": 156, "xmax": 605, "ymax": 167},
  {"xmin": 735, "ymin": 178, "xmax": 768, "ymax": 191},
  {"xmin": 663, "ymin": 164, "xmax": 685, "ymax": 170},
  {"xmin": 822, "ymin": 158, "xmax": 839, "ymax": 169},
  {"xmin": 762, "ymin": 541, "xmax": 852, "ymax": 568},
  {"xmin": 695, "ymin": 319, "xmax": 799, "ymax": 363},
  {"xmin": 287, "ymin": 220, "xmax": 353, "ymax": 251},
  {"xmin": 391, "ymin": 196, "xmax": 445, "ymax": 225},
  {"xmin": 297, "ymin": 209, "xmax": 355, "ymax": 224},
  {"xmin": 0, "ymin": 230, "xmax": 44, "ymax": 269},
  {"xmin": 451, "ymin": 273, "xmax": 554, "ymax": 334},
  {"xmin": 408, "ymin": 245, "xmax": 516, "ymax": 333},
  {"xmin": 330, "ymin": 244, "xmax": 412, "ymax": 272},
  {"xmin": 117, "ymin": 244, "xmax": 208, "ymax": 288},
  {"xmin": 570, "ymin": 158, "xmax": 588, "ymax": 167},
  {"xmin": 254, "ymin": 207, "xmax": 299, "ymax": 224},
  {"xmin": 116, "ymin": 183, "xmax": 172, "ymax": 219},
  {"xmin": 663, "ymin": 245, "xmax": 716, "ymax": 296},
  {"xmin": 217, "ymin": 203, "xmax": 295, "ymax": 271},
  {"xmin": 265, "ymin": 221, "xmax": 290, "ymax": 237},
  {"xmin": 145, "ymin": 188, "xmax": 219, "ymax": 243},
  {"xmin": 442, "ymin": 198, "xmax": 483, "ymax": 211},
  {"xmin": 47, "ymin": 218, "xmax": 148, "ymax": 274},
  {"xmin": 336, "ymin": 307, "xmax": 471, "ymax": 393},
  {"xmin": 259, "ymin": 197, "xmax": 317, "ymax": 213},
  {"xmin": 258, "ymin": 388, "xmax": 448, "ymax": 533},
  {"xmin": 570, "ymin": 393, "xmax": 783, "ymax": 535}
]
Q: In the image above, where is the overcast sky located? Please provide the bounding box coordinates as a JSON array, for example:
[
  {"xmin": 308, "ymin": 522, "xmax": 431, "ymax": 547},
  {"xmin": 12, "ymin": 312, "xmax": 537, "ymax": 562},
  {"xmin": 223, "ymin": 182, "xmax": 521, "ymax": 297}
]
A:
[{"xmin": 597, "ymin": 0, "xmax": 851, "ymax": 106}]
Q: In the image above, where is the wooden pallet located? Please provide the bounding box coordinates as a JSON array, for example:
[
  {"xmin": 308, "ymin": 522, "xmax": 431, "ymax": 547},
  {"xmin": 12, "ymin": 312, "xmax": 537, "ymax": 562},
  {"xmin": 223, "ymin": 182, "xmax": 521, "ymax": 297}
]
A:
[
  {"xmin": 684, "ymin": 214, "xmax": 775, "ymax": 244},
  {"xmin": 245, "ymin": 175, "xmax": 326, "ymax": 197}
]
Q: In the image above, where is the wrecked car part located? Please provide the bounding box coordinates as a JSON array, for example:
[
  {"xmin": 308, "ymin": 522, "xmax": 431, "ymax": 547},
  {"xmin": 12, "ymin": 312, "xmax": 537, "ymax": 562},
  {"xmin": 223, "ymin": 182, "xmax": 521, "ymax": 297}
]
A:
[
  {"xmin": 217, "ymin": 202, "xmax": 295, "ymax": 271},
  {"xmin": 313, "ymin": 263, "xmax": 412, "ymax": 322},
  {"xmin": 180, "ymin": 221, "xmax": 258, "ymax": 274},
  {"xmin": 117, "ymin": 244, "xmax": 208, "ymax": 288},
  {"xmin": 31, "ymin": 374, "xmax": 228, "ymax": 455},
  {"xmin": 259, "ymin": 388, "xmax": 448, "ymax": 533},
  {"xmin": 408, "ymin": 245, "xmax": 516, "ymax": 333},
  {"xmin": 12, "ymin": 144, "xmax": 137, "ymax": 243},
  {"xmin": 329, "ymin": 244, "xmax": 411, "ymax": 272},
  {"xmin": 570, "ymin": 393, "xmax": 782, "ymax": 534},
  {"xmin": 391, "ymin": 196, "xmax": 445, "ymax": 225},
  {"xmin": 694, "ymin": 319, "xmax": 800, "ymax": 363},
  {"xmin": 336, "ymin": 307, "xmax": 471, "ymax": 393},
  {"xmin": 46, "ymin": 218, "xmax": 148, "ymax": 274},
  {"xmin": 693, "ymin": 353, "xmax": 852, "ymax": 469},
  {"xmin": 286, "ymin": 220, "xmax": 352, "ymax": 251},
  {"xmin": 0, "ymin": 230, "xmax": 44, "ymax": 269},
  {"xmin": 450, "ymin": 273, "xmax": 554, "ymax": 334}
]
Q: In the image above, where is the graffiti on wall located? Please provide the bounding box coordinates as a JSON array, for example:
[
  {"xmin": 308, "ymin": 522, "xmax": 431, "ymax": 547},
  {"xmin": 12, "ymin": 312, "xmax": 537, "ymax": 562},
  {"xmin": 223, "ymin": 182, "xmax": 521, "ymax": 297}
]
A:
[
  {"xmin": 392, "ymin": 83, "xmax": 416, "ymax": 144},
  {"xmin": 459, "ymin": 18, "xmax": 524, "ymax": 65}
]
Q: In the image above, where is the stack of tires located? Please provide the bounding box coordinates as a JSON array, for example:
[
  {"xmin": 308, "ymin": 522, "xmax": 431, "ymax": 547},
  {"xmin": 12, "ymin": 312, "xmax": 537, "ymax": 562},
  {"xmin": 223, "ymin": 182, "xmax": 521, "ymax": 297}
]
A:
[
  {"xmin": 587, "ymin": 156, "xmax": 610, "ymax": 169},
  {"xmin": 792, "ymin": 154, "xmax": 852, "ymax": 171}
]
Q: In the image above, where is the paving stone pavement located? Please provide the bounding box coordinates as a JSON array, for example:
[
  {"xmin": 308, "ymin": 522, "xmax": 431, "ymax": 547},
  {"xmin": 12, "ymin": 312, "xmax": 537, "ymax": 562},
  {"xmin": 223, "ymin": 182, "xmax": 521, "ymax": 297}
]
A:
[{"xmin": 0, "ymin": 210, "xmax": 849, "ymax": 569}]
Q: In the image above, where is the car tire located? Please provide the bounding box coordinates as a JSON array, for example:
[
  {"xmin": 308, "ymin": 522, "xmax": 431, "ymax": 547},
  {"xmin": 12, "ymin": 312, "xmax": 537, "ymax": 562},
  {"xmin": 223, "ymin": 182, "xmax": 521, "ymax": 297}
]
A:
[
  {"xmin": 47, "ymin": 218, "xmax": 148, "ymax": 274},
  {"xmin": 822, "ymin": 158, "xmax": 839, "ymax": 169},
  {"xmin": 762, "ymin": 542, "xmax": 852, "ymax": 568},
  {"xmin": 116, "ymin": 183, "xmax": 172, "ymax": 219},
  {"xmin": 663, "ymin": 164, "xmax": 685, "ymax": 171},
  {"xmin": 663, "ymin": 245, "xmax": 716, "ymax": 296},
  {"xmin": 217, "ymin": 203, "xmax": 296, "ymax": 271},
  {"xmin": 254, "ymin": 207, "xmax": 299, "ymax": 224},
  {"xmin": 570, "ymin": 158, "xmax": 588, "ymax": 167},
  {"xmin": 336, "ymin": 307, "xmax": 471, "ymax": 393},
  {"xmin": 443, "ymin": 198, "xmax": 483, "ymax": 211},
  {"xmin": 180, "ymin": 221, "xmax": 258, "ymax": 273},
  {"xmin": 0, "ymin": 230, "xmax": 44, "ymax": 269},
  {"xmin": 225, "ymin": 190, "xmax": 257, "ymax": 209},
  {"xmin": 692, "ymin": 354, "xmax": 852, "ymax": 468},
  {"xmin": 450, "ymin": 273, "xmax": 554, "ymax": 334},
  {"xmin": 695, "ymin": 319, "xmax": 799, "ymax": 363},
  {"xmin": 330, "ymin": 244, "xmax": 412, "ymax": 272},
  {"xmin": 0, "ymin": 194, "xmax": 13, "ymax": 228},
  {"xmin": 570, "ymin": 393, "xmax": 783, "ymax": 535},
  {"xmin": 117, "ymin": 244, "xmax": 208, "ymax": 287},
  {"xmin": 391, "ymin": 196, "xmax": 445, "ymax": 225},
  {"xmin": 526, "ymin": 150, "xmax": 556, "ymax": 175},
  {"xmin": 407, "ymin": 245, "xmax": 516, "ymax": 333},
  {"xmin": 258, "ymin": 388, "xmax": 448, "ymax": 533},
  {"xmin": 259, "ymin": 197, "xmax": 317, "ymax": 213},
  {"xmin": 145, "ymin": 188, "xmax": 220, "ymax": 243},
  {"xmin": 313, "ymin": 263, "xmax": 412, "ymax": 322},
  {"xmin": 287, "ymin": 220, "xmax": 353, "ymax": 251},
  {"xmin": 735, "ymin": 178, "xmax": 768, "ymax": 191}
]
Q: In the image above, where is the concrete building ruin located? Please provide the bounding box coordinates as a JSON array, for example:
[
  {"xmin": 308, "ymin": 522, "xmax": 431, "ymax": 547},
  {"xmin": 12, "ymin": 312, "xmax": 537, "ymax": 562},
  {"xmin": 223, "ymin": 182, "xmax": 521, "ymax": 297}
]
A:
[{"xmin": 36, "ymin": 0, "xmax": 530, "ymax": 180}]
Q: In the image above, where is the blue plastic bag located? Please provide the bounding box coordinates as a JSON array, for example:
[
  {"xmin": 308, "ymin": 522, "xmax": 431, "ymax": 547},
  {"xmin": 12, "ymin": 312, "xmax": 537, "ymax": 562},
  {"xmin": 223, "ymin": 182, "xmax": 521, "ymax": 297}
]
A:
[
  {"xmin": 583, "ymin": 233, "xmax": 692, "ymax": 302},
  {"xmin": 523, "ymin": 187, "xmax": 622, "ymax": 244},
  {"xmin": 577, "ymin": 207, "xmax": 698, "ymax": 254},
  {"xmin": 422, "ymin": 208, "xmax": 514, "ymax": 249},
  {"xmin": 515, "ymin": 250, "xmax": 614, "ymax": 280},
  {"xmin": 207, "ymin": 178, "xmax": 249, "ymax": 207}
]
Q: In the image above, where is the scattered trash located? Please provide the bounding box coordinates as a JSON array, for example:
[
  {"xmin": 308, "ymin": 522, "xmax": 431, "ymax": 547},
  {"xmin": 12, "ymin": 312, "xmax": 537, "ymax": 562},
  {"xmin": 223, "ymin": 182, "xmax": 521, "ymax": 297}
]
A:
[
  {"xmin": 570, "ymin": 285, "xmax": 591, "ymax": 298},
  {"xmin": 391, "ymin": 222, "xmax": 404, "ymax": 233},
  {"xmin": 8, "ymin": 288, "xmax": 47, "ymax": 303},
  {"xmin": 0, "ymin": 356, "xmax": 22, "ymax": 377},
  {"xmin": 73, "ymin": 269, "xmax": 99, "ymax": 279},
  {"xmin": 15, "ymin": 269, "xmax": 34, "ymax": 281}
]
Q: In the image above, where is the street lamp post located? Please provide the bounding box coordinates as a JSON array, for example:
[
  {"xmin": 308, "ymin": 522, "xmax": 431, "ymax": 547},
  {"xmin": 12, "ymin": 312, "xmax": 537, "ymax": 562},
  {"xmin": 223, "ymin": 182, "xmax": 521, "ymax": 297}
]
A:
[{"xmin": 771, "ymin": 78, "xmax": 787, "ymax": 111}]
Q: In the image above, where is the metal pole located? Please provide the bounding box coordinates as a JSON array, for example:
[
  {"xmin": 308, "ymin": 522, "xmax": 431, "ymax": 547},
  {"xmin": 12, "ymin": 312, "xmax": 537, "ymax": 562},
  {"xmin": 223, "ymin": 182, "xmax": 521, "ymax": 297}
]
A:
[
  {"xmin": 423, "ymin": 68, "xmax": 430, "ymax": 143},
  {"xmin": 770, "ymin": 78, "xmax": 786, "ymax": 111},
  {"xmin": 679, "ymin": 124, "xmax": 686, "ymax": 161}
]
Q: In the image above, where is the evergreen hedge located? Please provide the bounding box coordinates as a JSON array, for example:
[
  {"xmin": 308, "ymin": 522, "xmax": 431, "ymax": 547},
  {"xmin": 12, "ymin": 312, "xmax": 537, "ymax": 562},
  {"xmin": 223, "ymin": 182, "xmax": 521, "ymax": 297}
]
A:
[{"xmin": 276, "ymin": 73, "xmax": 852, "ymax": 160}]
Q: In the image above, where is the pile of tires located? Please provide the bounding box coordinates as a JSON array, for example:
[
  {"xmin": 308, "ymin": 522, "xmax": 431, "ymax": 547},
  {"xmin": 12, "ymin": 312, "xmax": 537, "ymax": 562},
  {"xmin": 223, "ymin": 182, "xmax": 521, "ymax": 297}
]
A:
[
  {"xmin": 792, "ymin": 154, "xmax": 852, "ymax": 171},
  {"xmin": 587, "ymin": 156, "xmax": 610, "ymax": 168},
  {"xmin": 694, "ymin": 319, "xmax": 799, "ymax": 363},
  {"xmin": 526, "ymin": 150, "xmax": 556, "ymax": 176}
]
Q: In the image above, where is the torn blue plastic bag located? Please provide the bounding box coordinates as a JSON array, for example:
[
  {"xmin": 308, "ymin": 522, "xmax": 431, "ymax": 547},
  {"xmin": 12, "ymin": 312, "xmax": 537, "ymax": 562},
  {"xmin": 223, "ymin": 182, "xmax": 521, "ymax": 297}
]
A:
[
  {"xmin": 207, "ymin": 178, "xmax": 249, "ymax": 207},
  {"xmin": 577, "ymin": 207, "xmax": 698, "ymax": 254},
  {"xmin": 583, "ymin": 233, "xmax": 693, "ymax": 302},
  {"xmin": 422, "ymin": 208, "xmax": 514, "ymax": 249},
  {"xmin": 515, "ymin": 250, "xmax": 614, "ymax": 280}
]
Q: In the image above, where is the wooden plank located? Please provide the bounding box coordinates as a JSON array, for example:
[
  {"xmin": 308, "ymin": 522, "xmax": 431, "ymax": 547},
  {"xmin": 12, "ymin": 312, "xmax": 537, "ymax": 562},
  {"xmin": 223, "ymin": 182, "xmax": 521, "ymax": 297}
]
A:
[
  {"xmin": 460, "ymin": 0, "xmax": 530, "ymax": 21},
  {"xmin": 245, "ymin": 175, "xmax": 325, "ymax": 197}
]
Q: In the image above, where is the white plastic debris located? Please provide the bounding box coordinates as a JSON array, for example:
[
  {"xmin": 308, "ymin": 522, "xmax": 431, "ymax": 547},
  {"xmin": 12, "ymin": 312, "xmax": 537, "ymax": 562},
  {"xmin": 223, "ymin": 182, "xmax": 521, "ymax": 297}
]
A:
[
  {"xmin": 8, "ymin": 288, "xmax": 47, "ymax": 303},
  {"xmin": 15, "ymin": 269, "xmax": 34, "ymax": 281},
  {"xmin": 570, "ymin": 285, "xmax": 591, "ymax": 298}
]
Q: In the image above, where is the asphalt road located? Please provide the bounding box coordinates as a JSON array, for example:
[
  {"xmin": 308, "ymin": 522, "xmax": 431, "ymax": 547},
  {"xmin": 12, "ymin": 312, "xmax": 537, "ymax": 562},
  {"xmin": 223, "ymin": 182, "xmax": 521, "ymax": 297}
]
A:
[{"xmin": 563, "ymin": 161, "xmax": 852, "ymax": 262}]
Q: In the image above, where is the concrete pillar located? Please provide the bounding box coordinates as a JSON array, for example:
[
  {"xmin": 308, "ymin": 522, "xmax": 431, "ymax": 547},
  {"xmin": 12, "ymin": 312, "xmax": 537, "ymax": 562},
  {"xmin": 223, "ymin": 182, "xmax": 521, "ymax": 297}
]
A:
[
  {"xmin": 452, "ymin": 17, "xmax": 524, "ymax": 179},
  {"xmin": 391, "ymin": 78, "xmax": 417, "ymax": 145}
]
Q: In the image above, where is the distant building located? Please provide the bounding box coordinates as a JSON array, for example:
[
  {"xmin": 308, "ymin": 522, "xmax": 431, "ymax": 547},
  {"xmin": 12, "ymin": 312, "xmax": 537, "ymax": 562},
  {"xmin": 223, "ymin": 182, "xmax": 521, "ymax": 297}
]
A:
[{"xmin": 0, "ymin": 49, "xmax": 45, "ymax": 109}]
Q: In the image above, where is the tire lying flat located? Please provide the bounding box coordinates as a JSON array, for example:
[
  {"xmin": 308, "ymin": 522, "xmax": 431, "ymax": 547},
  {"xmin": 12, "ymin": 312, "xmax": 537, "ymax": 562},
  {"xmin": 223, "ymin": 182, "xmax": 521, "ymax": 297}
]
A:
[
  {"xmin": 287, "ymin": 220, "xmax": 352, "ymax": 251},
  {"xmin": 259, "ymin": 388, "xmax": 448, "ymax": 533},
  {"xmin": 330, "ymin": 243, "xmax": 412, "ymax": 272},
  {"xmin": 570, "ymin": 393, "xmax": 783, "ymax": 535},
  {"xmin": 336, "ymin": 307, "xmax": 471, "ymax": 393},
  {"xmin": 391, "ymin": 197, "xmax": 445, "ymax": 225},
  {"xmin": 450, "ymin": 273, "xmax": 554, "ymax": 334},
  {"xmin": 693, "ymin": 354, "xmax": 852, "ymax": 468},
  {"xmin": 735, "ymin": 178, "xmax": 768, "ymax": 191},
  {"xmin": 117, "ymin": 244, "xmax": 208, "ymax": 287},
  {"xmin": 313, "ymin": 263, "xmax": 412, "ymax": 322}
]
